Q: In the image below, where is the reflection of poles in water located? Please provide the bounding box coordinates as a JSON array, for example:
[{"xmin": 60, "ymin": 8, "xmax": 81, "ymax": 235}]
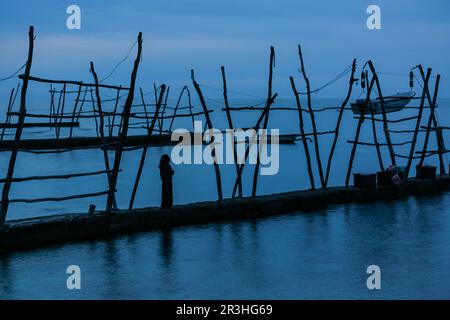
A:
[
  {"xmin": 159, "ymin": 229, "xmax": 173, "ymax": 269},
  {"xmin": 0, "ymin": 256, "xmax": 13, "ymax": 298},
  {"xmin": 159, "ymin": 154, "xmax": 174, "ymax": 209}
]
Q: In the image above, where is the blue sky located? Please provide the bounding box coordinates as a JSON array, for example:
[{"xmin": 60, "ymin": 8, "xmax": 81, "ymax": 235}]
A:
[{"xmin": 0, "ymin": 0, "xmax": 449, "ymax": 98}]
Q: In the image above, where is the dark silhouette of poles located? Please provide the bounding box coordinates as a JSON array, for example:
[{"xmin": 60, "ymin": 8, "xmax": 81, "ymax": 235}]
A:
[
  {"xmin": 345, "ymin": 76, "xmax": 376, "ymax": 186},
  {"xmin": 323, "ymin": 58, "xmax": 357, "ymax": 187},
  {"xmin": 106, "ymin": 31, "xmax": 143, "ymax": 213},
  {"xmin": 0, "ymin": 84, "xmax": 20, "ymax": 141},
  {"xmin": 367, "ymin": 60, "xmax": 396, "ymax": 166},
  {"xmin": 90, "ymin": 61, "xmax": 117, "ymax": 209},
  {"xmin": 68, "ymin": 84, "xmax": 82, "ymax": 138},
  {"xmin": 109, "ymin": 86, "xmax": 122, "ymax": 137},
  {"xmin": 252, "ymin": 46, "xmax": 274, "ymax": 197},
  {"xmin": 221, "ymin": 66, "xmax": 243, "ymax": 197},
  {"xmin": 298, "ymin": 45, "xmax": 325, "ymax": 188},
  {"xmin": 168, "ymin": 85, "xmax": 188, "ymax": 132},
  {"xmin": 231, "ymin": 93, "xmax": 278, "ymax": 199},
  {"xmin": 418, "ymin": 69, "xmax": 443, "ymax": 172},
  {"xmin": 405, "ymin": 67, "xmax": 431, "ymax": 177},
  {"xmin": 0, "ymin": 26, "xmax": 34, "ymax": 224},
  {"xmin": 289, "ymin": 76, "xmax": 315, "ymax": 190},
  {"xmin": 192, "ymin": 70, "xmax": 223, "ymax": 203},
  {"xmin": 128, "ymin": 85, "xmax": 166, "ymax": 210}
]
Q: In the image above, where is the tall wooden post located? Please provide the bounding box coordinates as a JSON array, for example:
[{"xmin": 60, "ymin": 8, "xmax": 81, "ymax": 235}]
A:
[
  {"xmin": 69, "ymin": 83, "xmax": 82, "ymax": 138},
  {"xmin": 109, "ymin": 86, "xmax": 122, "ymax": 137},
  {"xmin": 345, "ymin": 76, "xmax": 376, "ymax": 186},
  {"xmin": 192, "ymin": 70, "xmax": 223, "ymax": 203},
  {"xmin": 231, "ymin": 93, "xmax": 278, "ymax": 199},
  {"xmin": 129, "ymin": 85, "xmax": 166, "ymax": 210},
  {"xmin": 106, "ymin": 32, "xmax": 143, "ymax": 213},
  {"xmin": 324, "ymin": 59, "xmax": 357, "ymax": 187},
  {"xmin": 90, "ymin": 61, "xmax": 117, "ymax": 208},
  {"xmin": 168, "ymin": 86, "xmax": 187, "ymax": 132},
  {"xmin": 298, "ymin": 45, "xmax": 325, "ymax": 188},
  {"xmin": 368, "ymin": 96, "xmax": 384, "ymax": 171},
  {"xmin": 290, "ymin": 76, "xmax": 315, "ymax": 190},
  {"xmin": 0, "ymin": 85, "xmax": 19, "ymax": 141},
  {"xmin": 252, "ymin": 46, "xmax": 275, "ymax": 197},
  {"xmin": 0, "ymin": 26, "xmax": 34, "ymax": 224},
  {"xmin": 221, "ymin": 66, "xmax": 243, "ymax": 197},
  {"xmin": 405, "ymin": 67, "xmax": 431, "ymax": 177},
  {"xmin": 419, "ymin": 69, "xmax": 443, "ymax": 172},
  {"xmin": 367, "ymin": 60, "xmax": 396, "ymax": 166}
]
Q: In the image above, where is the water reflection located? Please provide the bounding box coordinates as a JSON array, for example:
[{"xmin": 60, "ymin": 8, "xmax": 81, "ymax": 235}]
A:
[{"xmin": 1, "ymin": 193, "xmax": 450, "ymax": 299}]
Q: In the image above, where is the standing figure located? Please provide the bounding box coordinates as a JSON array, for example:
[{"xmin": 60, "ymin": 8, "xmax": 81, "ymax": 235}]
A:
[{"xmin": 159, "ymin": 154, "xmax": 174, "ymax": 209}]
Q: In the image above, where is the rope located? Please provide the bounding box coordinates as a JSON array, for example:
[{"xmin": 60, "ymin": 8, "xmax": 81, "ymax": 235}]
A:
[
  {"xmin": 0, "ymin": 62, "xmax": 26, "ymax": 82},
  {"xmin": 297, "ymin": 65, "xmax": 352, "ymax": 95},
  {"xmin": 199, "ymin": 84, "xmax": 265, "ymax": 99},
  {"xmin": 379, "ymin": 71, "xmax": 450, "ymax": 81},
  {"xmin": 100, "ymin": 40, "xmax": 137, "ymax": 83}
]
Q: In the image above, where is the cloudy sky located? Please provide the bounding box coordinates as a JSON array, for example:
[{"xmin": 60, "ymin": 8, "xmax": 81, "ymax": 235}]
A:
[{"xmin": 0, "ymin": 0, "xmax": 449, "ymax": 98}]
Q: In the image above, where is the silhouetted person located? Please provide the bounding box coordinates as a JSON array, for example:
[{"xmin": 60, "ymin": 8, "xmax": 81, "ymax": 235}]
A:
[{"xmin": 159, "ymin": 154, "xmax": 174, "ymax": 209}]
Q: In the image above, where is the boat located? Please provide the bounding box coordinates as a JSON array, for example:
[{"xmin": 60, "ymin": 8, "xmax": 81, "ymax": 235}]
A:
[{"xmin": 350, "ymin": 91, "xmax": 415, "ymax": 115}]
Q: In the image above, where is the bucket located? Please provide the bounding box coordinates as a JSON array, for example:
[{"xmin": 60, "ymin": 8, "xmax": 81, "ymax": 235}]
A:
[
  {"xmin": 377, "ymin": 171, "xmax": 392, "ymax": 186},
  {"xmin": 416, "ymin": 165, "xmax": 436, "ymax": 180},
  {"xmin": 354, "ymin": 173, "xmax": 377, "ymax": 188}
]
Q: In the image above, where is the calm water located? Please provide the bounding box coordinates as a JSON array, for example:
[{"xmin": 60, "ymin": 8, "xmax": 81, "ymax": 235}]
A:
[
  {"xmin": 1, "ymin": 90, "xmax": 450, "ymax": 298},
  {"xmin": 0, "ymin": 193, "xmax": 450, "ymax": 299}
]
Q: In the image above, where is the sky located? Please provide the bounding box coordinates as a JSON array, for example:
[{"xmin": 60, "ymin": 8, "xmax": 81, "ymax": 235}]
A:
[{"xmin": 0, "ymin": 0, "xmax": 450, "ymax": 99}]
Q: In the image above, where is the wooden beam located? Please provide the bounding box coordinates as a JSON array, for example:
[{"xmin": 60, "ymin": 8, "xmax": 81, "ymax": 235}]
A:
[{"xmin": 0, "ymin": 26, "xmax": 34, "ymax": 224}]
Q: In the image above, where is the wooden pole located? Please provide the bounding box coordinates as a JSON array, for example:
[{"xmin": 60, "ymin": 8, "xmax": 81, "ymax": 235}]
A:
[
  {"xmin": 221, "ymin": 66, "xmax": 243, "ymax": 197},
  {"xmin": 139, "ymin": 87, "xmax": 151, "ymax": 133},
  {"xmin": 419, "ymin": 70, "xmax": 443, "ymax": 171},
  {"xmin": 298, "ymin": 45, "xmax": 325, "ymax": 188},
  {"xmin": 345, "ymin": 76, "xmax": 376, "ymax": 186},
  {"xmin": 0, "ymin": 85, "xmax": 19, "ymax": 141},
  {"xmin": 89, "ymin": 89, "xmax": 100, "ymax": 137},
  {"xmin": 231, "ymin": 93, "xmax": 278, "ymax": 199},
  {"xmin": 57, "ymin": 84, "xmax": 67, "ymax": 138},
  {"xmin": 128, "ymin": 85, "xmax": 166, "ymax": 210},
  {"xmin": 0, "ymin": 26, "xmax": 34, "ymax": 224},
  {"xmin": 54, "ymin": 86, "xmax": 64, "ymax": 139},
  {"xmin": 90, "ymin": 61, "xmax": 117, "ymax": 209},
  {"xmin": 405, "ymin": 67, "xmax": 431, "ymax": 177},
  {"xmin": 74, "ymin": 88, "xmax": 87, "ymax": 129},
  {"xmin": 324, "ymin": 59, "xmax": 357, "ymax": 187},
  {"xmin": 368, "ymin": 92, "xmax": 384, "ymax": 171},
  {"xmin": 192, "ymin": 70, "xmax": 223, "ymax": 203},
  {"xmin": 106, "ymin": 31, "xmax": 143, "ymax": 213},
  {"xmin": 290, "ymin": 77, "xmax": 315, "ymax": 189},
  {"xmin": 160, "ymin": 86, "xmax": 170, "ymax": 131},
  {"xmin": 168, "ymin": 86, "xmax": 187, "ymax": 132},
  {"xmin": 68, "ymin": 83, "xmax": 82, "ymax": 138},
  {"xmin": 252, "ymin": 46, "xmax": 274, "ymax": 197},
  {"xmin": 367, "ymin": 60, "xmax": 396, "ymax": 166},
  {"xmin": 109, "ymin": 86, "xmax": 122, "ymax": 137}
]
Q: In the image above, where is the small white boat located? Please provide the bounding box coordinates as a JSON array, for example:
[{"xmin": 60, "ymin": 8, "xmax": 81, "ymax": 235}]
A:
[{"xmin": 351, "ymin": 91, "xmax": 415, "ymax": 115}]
